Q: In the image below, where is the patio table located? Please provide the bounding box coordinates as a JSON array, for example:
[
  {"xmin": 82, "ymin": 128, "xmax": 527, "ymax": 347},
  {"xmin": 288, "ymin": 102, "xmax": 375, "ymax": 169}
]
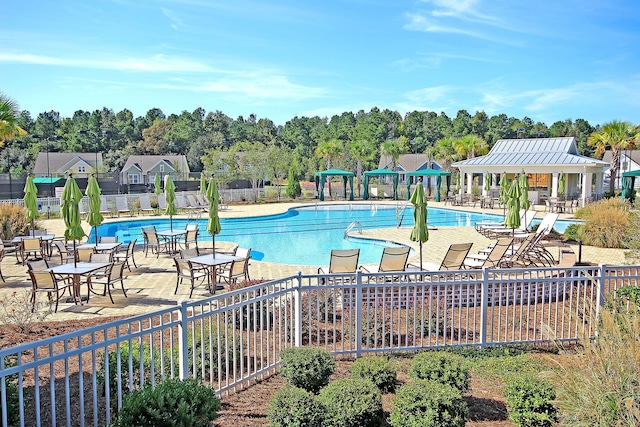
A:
[
  {"xmin": 48, "ymin": 261, "xmax": 111, "ymax": 304},
  {"xmin": 157, "ymin": 230, "xmax": 187, "ymax": 255},
  {"xmin": 186, "ymin": 253, "xmax": 243, "ymax": 293},
  {"xmin": 77, "ymin": 242, "xmax": 122, "ymax": 254}
]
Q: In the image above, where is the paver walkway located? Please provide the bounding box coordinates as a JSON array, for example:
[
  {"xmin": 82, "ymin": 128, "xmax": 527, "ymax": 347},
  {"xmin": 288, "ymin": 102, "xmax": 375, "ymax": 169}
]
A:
[{"xmin": 0, "ymin": 200, "xmax": 627, "ymax": 323}]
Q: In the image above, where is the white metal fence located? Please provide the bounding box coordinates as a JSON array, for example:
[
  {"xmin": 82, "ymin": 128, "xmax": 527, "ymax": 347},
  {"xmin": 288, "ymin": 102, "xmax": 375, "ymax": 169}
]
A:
[{"xmin": 1, "ymin": 264, "xmax": 638, "ymax": 426}]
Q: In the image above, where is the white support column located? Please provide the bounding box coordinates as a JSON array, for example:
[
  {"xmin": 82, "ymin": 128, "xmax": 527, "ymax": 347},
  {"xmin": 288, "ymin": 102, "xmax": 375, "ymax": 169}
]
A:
[
  {"xmin": 581, "ymin": 170, "xmax": 588, "ymax": 206},
  {"xmin": 551, "ymin": 172, "xmax": 559, "ymax": 198},
  {"xmin": 594, "ymin": 172, "xmax": 604, "ymax": 200},
  {"xmin": 466, "ymin": 172, "xmax": 473, "ymax": 194}
]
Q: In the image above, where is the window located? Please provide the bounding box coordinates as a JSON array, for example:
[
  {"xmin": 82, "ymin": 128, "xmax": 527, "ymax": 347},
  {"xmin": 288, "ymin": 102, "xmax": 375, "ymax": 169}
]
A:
[
  {"xmin": 128, "ymin": 174, "xmax": 139, "ymax": 184},
  {"xmin": 160, "ymin": 165, "xmax": 165, "ymax": 173},
  {"xmin": 78, "ymin": 166, "xmax": 86, "ymax": 173}
]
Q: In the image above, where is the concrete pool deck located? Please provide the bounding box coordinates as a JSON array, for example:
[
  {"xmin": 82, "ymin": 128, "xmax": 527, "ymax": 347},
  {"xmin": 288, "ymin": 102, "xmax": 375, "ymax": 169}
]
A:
[{"xmin": 0, "ymin": 200, "xmax": 629, "ymax": 323}]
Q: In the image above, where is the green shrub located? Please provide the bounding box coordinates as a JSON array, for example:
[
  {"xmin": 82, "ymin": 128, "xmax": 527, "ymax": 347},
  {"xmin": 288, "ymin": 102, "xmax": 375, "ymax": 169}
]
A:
[
  {"xmin": 318, "ymin": 378, "xmax": 383, "ymax": 427},
  {"xmin": 408, "ymin": 351, "xmax": 470, "ymax": 393},
  {"xmin": 389, "ymin": 379, "xmax": 468, "ymax": 427},
  {"xmin": 279, "ymin": 347, "xmax": 335, "ymax": 393},
  {"xmin": 267, "ymin": 387, "xmax": 325, "ymax": 427},
  {"xmin": 504, "ymin": 375, "xmax": 558, "ymax": 427},
  {"xmin": 1, "ymin": 357, "xmax": 22, "ymax": 425},
  {"xmin": 562, "ymin": 223, "xmax": 582, "ymax": 241},
  {"xmin": 350, "ymin": 355, "xmax": 398, "ymax": 393},
  {"xmin": 98, "ymin": 341, "xmax": 164, "ymax": 398},
  {"xmin": 111, "ymin": 378, "xmax": 220, "ymax": 427},
  {"xmin": 574, "ymin": 198, "xmax": 636, "ymax": 248}
]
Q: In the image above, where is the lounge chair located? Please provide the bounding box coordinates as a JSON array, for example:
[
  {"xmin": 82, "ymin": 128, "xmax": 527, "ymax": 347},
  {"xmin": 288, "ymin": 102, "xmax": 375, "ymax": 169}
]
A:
[
  {"xmin": 100, "ymin": 196, "xmax": 113, "ymax": 217},
  {"xmin": 463, "ymin": 237, "xmax": 513, "ymax": 269},
  {"xmin": 157, "ymin": 193, "xmax": 167, "ymax": 211},
  {"xmin": 480, "ymin": 210, "xmax": 537, "ymax": 237},
  {"xmin": 115, "ymin": 196, "xmax": 133, "ymax": 217},
  {"xmin": 410, "ymin": 242, "xmax": 473, "ymax": 271},
  {"xmin": 360, "ymin": 246, "xmax": 411, "ymax": 273},
  {"xmin": 138, "ymin": 194, "xmax": 156, "ymax": 215},
  {"xmin": 186, "ymin": 194, "xmax": 206, "ymax": 211},
  {"xmin": 317, "ymin": 249, "xmax": 360, "ymax": 274}
]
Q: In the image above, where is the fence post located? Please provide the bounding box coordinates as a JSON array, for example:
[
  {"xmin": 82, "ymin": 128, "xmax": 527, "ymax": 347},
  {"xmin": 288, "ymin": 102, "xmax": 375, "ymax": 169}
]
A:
[
  {"xmin": 355, "ymin": 271, "xmax": 363, "ymax": 358},
  {"xmin": 595, "ymin": 264, "xmax": 607, "ymax": 322},
  {"xmin": 479, "ymin": 267, "xmax": 489, "ymax": 349},
  {"xmin": 294, "ymin": 273, "xmax": 303, "ymax": 347},
  {"xmin": 177, "ymin": 300, "xmax": 189, "ymax": 380}
]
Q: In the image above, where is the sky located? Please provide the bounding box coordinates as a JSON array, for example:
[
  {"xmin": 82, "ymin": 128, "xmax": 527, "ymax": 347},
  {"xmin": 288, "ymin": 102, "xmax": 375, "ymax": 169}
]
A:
[{"xmin": 1, "ymin": 0, "xmax": 639, "ymax": 127}]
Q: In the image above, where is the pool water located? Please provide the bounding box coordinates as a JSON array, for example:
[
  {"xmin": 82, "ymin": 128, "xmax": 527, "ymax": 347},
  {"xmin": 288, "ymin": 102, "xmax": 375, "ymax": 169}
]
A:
[{"xmin": 96, "ymin": 205, "xmax": 574, "ymax": 266}]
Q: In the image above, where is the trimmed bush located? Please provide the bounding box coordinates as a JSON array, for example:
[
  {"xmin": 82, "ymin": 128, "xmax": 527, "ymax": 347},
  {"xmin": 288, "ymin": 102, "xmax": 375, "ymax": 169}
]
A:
[
  {"xmin": 504, "ymin": 375, "xmax": 558, "ymax": 427},
  {"xmin": 267, "ymin": 387, "xmax": 325, "ymax": 427},
  {"xmin": 111, "ymin": 378, "xmax": 220, "ymax": 427},
  {"xmin": 389, "ymin": 379, "xmax": 468, "ymax": 427},
  {"xmin": 318, "ymin": 378, "xmax": 383, "ymax": 427},
  {"xmin": 408, "ymin": 351, "xmax": 470, "ymax": 393},
  {"xmin": 350, "ymin": 355, "xmax": 398, "ymax": 393},
  {"xmin": 279, "ymin": 347, "xmax": 335, "ymax": 393}
]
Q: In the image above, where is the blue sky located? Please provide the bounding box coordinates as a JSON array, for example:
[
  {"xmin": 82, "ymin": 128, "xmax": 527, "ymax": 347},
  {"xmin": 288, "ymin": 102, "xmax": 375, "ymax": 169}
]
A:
[{"xmin": 2, "ymin": 0, "xmax": 639, "ymax": 126}]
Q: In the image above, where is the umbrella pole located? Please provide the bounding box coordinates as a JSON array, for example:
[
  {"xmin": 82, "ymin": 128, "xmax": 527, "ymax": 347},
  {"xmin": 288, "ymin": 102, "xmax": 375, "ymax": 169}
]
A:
[
  {"xmin": 170, "ymin": 216, "xmax": 173, "ymax": 232},
  {"xmin": 212, "ymin": 235, "xmax": 216, "ymax": 259},
  {"xmin": 419, "ymin": 241, "xmax": 423, "ymax": 271}
]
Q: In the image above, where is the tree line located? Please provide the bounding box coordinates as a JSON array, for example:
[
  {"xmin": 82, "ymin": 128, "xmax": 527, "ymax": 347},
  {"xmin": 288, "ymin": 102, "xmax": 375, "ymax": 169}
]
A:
[{"xmin": 2, "ymin": 98, "xmax": 637, "ymax": 193}]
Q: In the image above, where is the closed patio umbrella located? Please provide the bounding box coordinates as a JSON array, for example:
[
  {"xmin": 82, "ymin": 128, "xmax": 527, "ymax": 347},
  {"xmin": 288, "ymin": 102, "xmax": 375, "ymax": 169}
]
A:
[
  {"xmin": 409, "ymin": 182, "xmax": 428, "ymax": 270},
  {"xmin": 200, "ymin": 173, "xmax": 207, "ymax": 194},
  {"xmin": 519, "ymin": 170, "xmax": 530, "ymax": 227},
  {"xmin": 504, "ymin": 179, "xmax": 521, "ymax": 254},
  {"xmin": 558, "ymin": 172, "xmax": 566, "ymax": 197},
  {"xmin": 164, "ymin": 175, "xmax": 177, "ymax": 231},
  {"xmin": 455, "ymin": 172, "xmax": 461, "ymax": 194},
  {"xmin": 154, "ymin": 173, "xmax": 162, "ymax": 214},
  {"xmin": 206, "ymin": 177, "xmax": 221, "ymax": 258},
  {"xmin": 61, "ymin": 175, "xmax": 86, "ymax": 267},
  {"xmin": 499, "ymin": 173, "xmax": 508, "ymax": 206},
  {"xmin": 23, "ymin": 175, "xmax": 39, "ymax": 235},
  {"xmin": 85, "ymin": 174, "xmax": 104, "ymax": 243},
  {"xmin": 484, "ymin": 172, "xmax": 491, "ymax": 193}
]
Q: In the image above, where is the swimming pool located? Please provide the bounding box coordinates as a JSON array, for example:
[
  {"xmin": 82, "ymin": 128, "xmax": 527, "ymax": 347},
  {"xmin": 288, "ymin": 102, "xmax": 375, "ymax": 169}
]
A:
[{"xmin": 95, "ymin": 205, "xmax": 575, "ymax": 266}]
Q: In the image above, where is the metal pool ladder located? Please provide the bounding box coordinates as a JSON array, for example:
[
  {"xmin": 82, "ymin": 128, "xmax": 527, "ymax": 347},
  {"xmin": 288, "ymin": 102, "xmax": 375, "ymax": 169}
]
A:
[{"xmin": 344, "ymin": 221, "xmax": 362, "ymax": 238}]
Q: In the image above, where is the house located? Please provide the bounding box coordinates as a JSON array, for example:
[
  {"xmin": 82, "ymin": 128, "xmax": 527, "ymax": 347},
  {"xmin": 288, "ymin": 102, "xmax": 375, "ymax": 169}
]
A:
[
  {"xmin": 378, "ymin": 153, "xmax": 445, "ymax": 183},
  {"xmin": 33, "ymin": 152, "xmax": 102, "ymax": 179},
  {"xmin": 120, "ymin": 155, "xmax": 190, "ymax": 185},
  {"xmin": 602, "ymin": 150, "xmax": 640, "ymax": 189},
  {"xmin": 452, "ymin": 137, "xmax": 608, "ymax": 205}
]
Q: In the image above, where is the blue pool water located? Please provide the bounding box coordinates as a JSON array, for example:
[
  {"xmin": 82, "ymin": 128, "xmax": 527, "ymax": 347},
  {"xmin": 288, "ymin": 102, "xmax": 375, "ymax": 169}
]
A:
[{"xmin": 95, "ymin": 205, "xmax": 575, "ymax": 266}]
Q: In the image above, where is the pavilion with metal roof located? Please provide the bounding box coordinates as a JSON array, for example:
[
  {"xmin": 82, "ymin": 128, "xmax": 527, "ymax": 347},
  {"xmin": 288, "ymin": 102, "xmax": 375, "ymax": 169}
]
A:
[{"xmin": 452, "ymin": 137, "xmax": 609, "ymax": 206}]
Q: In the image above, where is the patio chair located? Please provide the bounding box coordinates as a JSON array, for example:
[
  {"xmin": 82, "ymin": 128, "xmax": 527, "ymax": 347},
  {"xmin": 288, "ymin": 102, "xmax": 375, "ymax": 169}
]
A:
[
  {"xmin": 184, "ymin": 224, "xmax": 199, "ymax": 251},
  {"xmin": 173, "ymin": 257, "xmax": 209, "ymax": 298},
  {"xmin": 187, "ymin": 194, "xmax": 206, "ymax": 211},
  {"xmin": 113, "ymin": 239, "xmax": 138, "ymax": 271},
  {"xmin": 196, "ymin": 194, "xmax": 209, "ymax": 209},
  {"xmin": 138, "ymin": 194, "xmax": 156, "ymax": 215},
  {"xmin": 29, "ymin": 270, "xmax": 75, "ymax": 312},
  {"xmin": 410, "ymin": 242, "xmax": 473, "ymax": 271},
  {"xmin": 19, "ymin": 237, "xmax": 45, "ymax": 265},
  {"xmin": 217, "ymin": 248, "xmax": 252, "ymax": 287},
  {"xmin": 74, "ymin": 247, "xmax": 94, "ymax": 262},
  {"xmin": 50, "ymin": 240, "xmax": 74, "ymax": 264},
  {"xmin": 142, "ymin": 226, "xmax": 169, "ymax": 258},
  {"xmin": 360, "ymin": 246, "xmax": 411, "ymax": 273},
  {"xmin": 463, "ymin": 237, "xmax": 513, "ymax": 269},
  {"xmin": 88, "ymin": 262, "xmax": 127, "ymax": 304},
  {"xmin": 318, "ymin": 249, "xmax": 360, "ymax": 274}
]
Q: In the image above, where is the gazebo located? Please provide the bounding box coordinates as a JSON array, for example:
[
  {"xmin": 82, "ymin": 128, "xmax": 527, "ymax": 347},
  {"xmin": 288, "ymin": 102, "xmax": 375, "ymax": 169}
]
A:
[
  {"xmin": 363, "ymin": 169, "xmax": 399, "ymax": 200},
  {"xmin": 314, "ymin": 169, "xmax": 355, "ymax": 201},
  {"xmin": 452, "ymin": 137, "xmax": 609, "ymax": 206},
  {"xmin": 406, "ymin": 170, "xmax": 451, "ymax": 202}
]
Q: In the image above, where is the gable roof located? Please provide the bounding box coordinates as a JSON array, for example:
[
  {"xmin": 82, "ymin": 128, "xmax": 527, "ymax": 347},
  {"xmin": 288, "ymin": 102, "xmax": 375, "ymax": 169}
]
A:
[
  {"xmin": 452, "ymin": 137, "xmax": 608, "ymax": 173},
  {"xmin": 33, "ymin": 152, "xmax": 102, "ymax": 175},
  {"xmin": 379, "ymin": 154, "xmax": 444, "ymax": 172},
  {"xmin": 120, "ymin": 155, "xmax": 189, "ymax": 174}
]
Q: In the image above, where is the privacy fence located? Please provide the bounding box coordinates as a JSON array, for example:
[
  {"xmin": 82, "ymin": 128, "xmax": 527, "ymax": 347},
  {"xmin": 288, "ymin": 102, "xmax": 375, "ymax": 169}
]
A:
[{"xmin": 1, "ymin": 264, "xmax": 638, "ymax": 426}]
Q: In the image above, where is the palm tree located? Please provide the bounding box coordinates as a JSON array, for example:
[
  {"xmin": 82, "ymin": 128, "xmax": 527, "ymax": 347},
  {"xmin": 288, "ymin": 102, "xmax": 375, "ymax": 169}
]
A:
[
  {"xmin": 0, "ymin": 92, "xmax": 27, "ymax": 144},
  {"xmin": 315, "ymin": 138, "xmax": 343, "ymax": 196},
  {"xmin": 380, "ymin": 137, "xmax": 408, "ymax": 171},
  {"xmin": 588, "ymin": 121, "xmax": 639, "ymax": 193},
  {"xmin": 349, "ymin": 139, "xmax": 375, "ymax": 198},
  {"xmin": 453, "ymin": 134, "xmax": 489, "ymax": 159}
]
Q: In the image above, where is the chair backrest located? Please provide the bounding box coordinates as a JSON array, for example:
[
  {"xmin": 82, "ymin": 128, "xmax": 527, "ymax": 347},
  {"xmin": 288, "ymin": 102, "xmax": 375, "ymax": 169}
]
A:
[
  {"xmin": 125, "ymin": 239, "xmax": 137, "ymax": 254},
  {"xmin": 27, "ymin": 258, "xmax": 50, "ymax": 271},
  {"xmin": 174, "ymin": 257, "xmax": 194, "ymax": 277},
  {"xmin": 90, "ymin": 252, "xmax": 112, "ymax": 263},
  {"xmin": 509, "ymin": 232, "xmax": 538, "ymax": 260},
  {"xmin": 116, "ymin": 196, "xmax": 129, "ymax": 211},
  {"xmin": 142, "ymin": 227, "xmax": 158, "ymax": 244},
  {"xmin": 29, "ymin": 270, "xmax": 57, "ymax": 289},
  {"xmin": 378, "ymin": 246, "xmax": 410, "ymax": 272},
  {"xmin": 158, "ymin": 194, "xmax": 167, "ymax": 210},
  {"xmin": 180, "ymin": 248, "xmax": 199, "ymax": 259},
  {"xmin": 99, "ymin": 236, "xmax": 118, "ymax": 243},
  {"xmin": 139, "ymin": 195, "xmax": 153, "ymax": 210},
  {"xmin": 535, "ymin": 213, "xmax": 559, "ymax": 236},
  {"xmin": 519, "ymin": 210, "xmax": 537, "ymax": 231},
  {"xmin": 185, "ymin": 227, "xmax": 198, "ymax": 243},
  {"xmin": 22, "ymin": 237, "xmax": 42, "ymax": 251},
  {"xmin": 484, "ymin": 238, "xmax": 513, "ymax": 267},
  {"xmin": 236, "ymin": 247, "xmax": 251, "ymax": 259},
  {"xmin": 76, "ymin": 247, "xmax": 95, "ymax": 262},
  {"xmin": 440, "ymin": 243, "xmax": 473, "ymax": 270},
  {"xmin": 328, "ymin": 249, "xmax": 360, "ymax": 273}
]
